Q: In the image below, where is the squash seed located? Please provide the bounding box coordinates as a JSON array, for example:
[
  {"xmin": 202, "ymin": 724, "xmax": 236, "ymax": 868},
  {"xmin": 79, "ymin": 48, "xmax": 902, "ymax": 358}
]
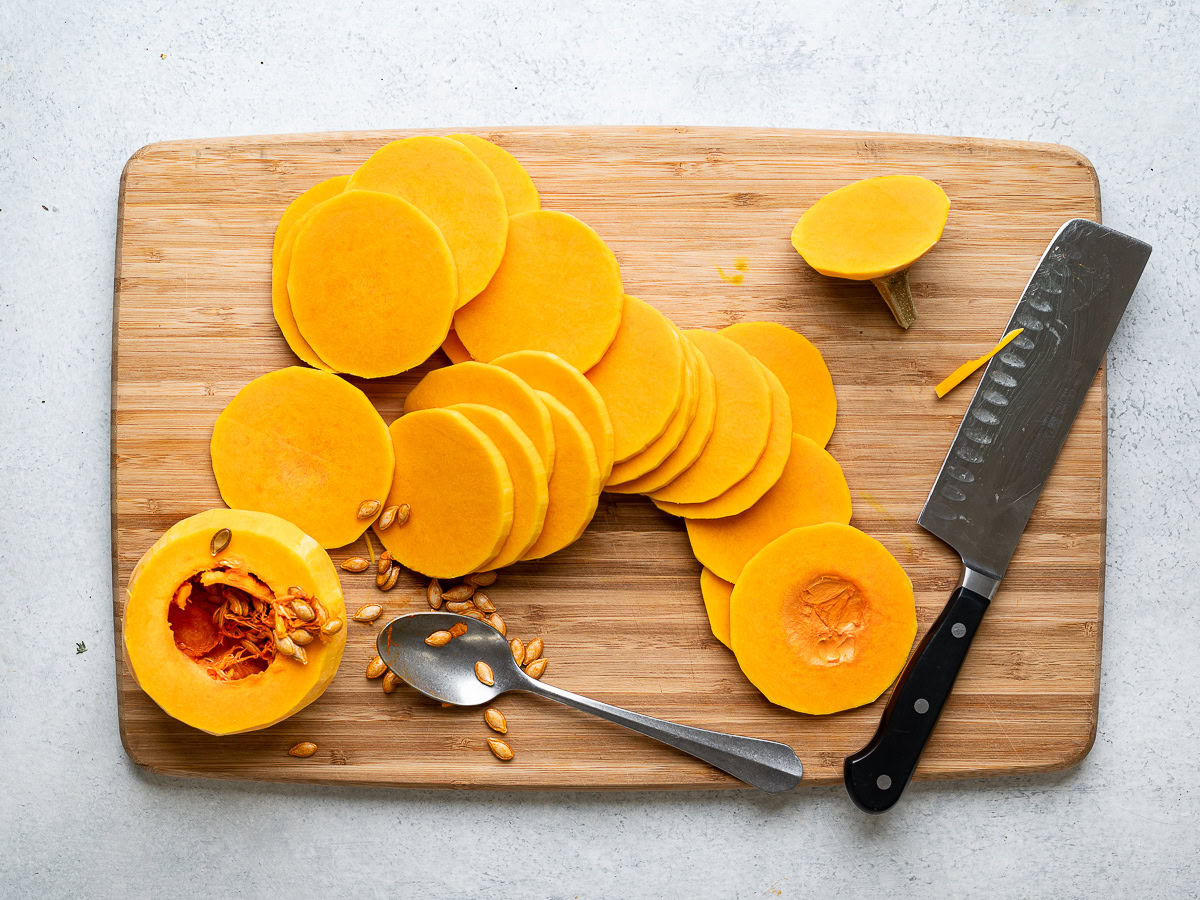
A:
[
  {"xmin": 443, "ymin": 584, "xmax": 476, "ymax": 601},
  {"xmin": 472, "ymin": 591, "xmax": 496, "ymax": 614},
  {"xmin": 460, "ymin": 609, "xmax": 487, "ymax": 620},
  {"xmin": 467, "ymin": 570, "xmax": 497, "ymax": 587},
  {"xmin": 426, "ymin": 578, "xmax": 443, "ymax": 609},
  {"xmin": 523, "ymin": 638, "xmax": 543, "ymax": 666},
  {"xmin": 509, "ymin": 638, "xmax": 524, "ymax": 665},
  {"xmin": 376, "ymin": 551, "xmax": 392, "ymax": 576},
  {"xmin": 356, "ymin": 499, "xmax": 381, "ymax": 520},
  {"xmin": 474, "ymin": 661, "xmax": 495, "ymax": 686},
  {"xmin": 288, "ymin": 742, "xmax": 318, "ymax": 758},
  {"xmin": 394, "ymin": 503, "xmax": 411, "ymax": 527},
  {"xmin": 377, "ymin": 567, "xmax": 400, "ymax": 592},
  {"xmin": 378, "ymin": 505, "xmax": 399, "ymax": 530},
  {"xmin": 340, "ymin": 557, "xmax": 370, "ymax": 573},
  {"xmin": 366, "ymin": 655, "xmax": 388, "ymax": 679},
  {"xmin": 291, "ymin": 599, "xmax": 316, "ymax": 622},
  {"xmin": 445, "ymin": 599, "xmax": 474, "ymax": 614},
  {"xmin": 486, "ymin": 613, "xmax": 506, "ymax": 637},
  {"xmin": 209, "ymin": 527, "xmax": 231, "ymax": 557},
  {"xmin": 484, "ymin": 708, "xmax": 508, "ymax": 734},
  {"xmin": 525, "ymin": 658, "xmax": 547, "ymax": 680},
  {"xmin": 287, "ymin": 585, "xmax": 307, "ymax": 598},
  {"xmin": 448, "ymin": 622, "xmax": 468, "ymax": 638},
  {"xmin": 239, "ymin": 638, "xmax": 259, "ymax": 656},
  {"xmin": 487, "ymin": 738, "xmax": 514, "ymax": 761},
  {"xmin": 274, "ymin": 635, "xmax": 297, "ymax": 657},
  {"xmin": 321, "ymin": 617, "xmax": 344, "ymax": 636},
  {"xmin": 291, "ymin": 629, "xmax": 314, "ymax": 646},
  {"xmin": 353, "ymin": 603, "xmax": 383, "ymax": 623},
  {"xmin": 382, "ymin": 671, "xmax": 401, "ymax": 693},
  {"xmin": 291, "ymin": 645, "xmax": 308, "ymax": 665},
  {"xmin": 425, "ymin": 630, "xmax": 452, "ymax": 647}
]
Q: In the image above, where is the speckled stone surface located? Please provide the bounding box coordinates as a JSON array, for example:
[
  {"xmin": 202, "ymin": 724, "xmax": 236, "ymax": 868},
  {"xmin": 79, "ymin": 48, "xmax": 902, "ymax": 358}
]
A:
[{"xmin": 2, "ymin": 1, "xmax": 1197, "ymax": 897}]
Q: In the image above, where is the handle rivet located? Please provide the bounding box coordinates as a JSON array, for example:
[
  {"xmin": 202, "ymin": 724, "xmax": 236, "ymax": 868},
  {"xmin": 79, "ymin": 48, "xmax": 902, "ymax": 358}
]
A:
[
  {"xmin": 914, "ymin": 698, "xmax": 930, "ymax": 714},
  {"xmin": 951, "ymin": 622, "xmax": 967, "ymax": 638},
  {"xmin": 876, "ymin": 774, "xmax": 893, "ymax": 790}
]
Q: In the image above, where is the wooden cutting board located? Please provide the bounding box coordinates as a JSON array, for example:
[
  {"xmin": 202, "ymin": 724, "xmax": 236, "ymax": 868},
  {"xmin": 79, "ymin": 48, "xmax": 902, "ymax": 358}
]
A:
[{"xmin": 112, "ymin": 127, "xmax": 1104, "ymax": 788}]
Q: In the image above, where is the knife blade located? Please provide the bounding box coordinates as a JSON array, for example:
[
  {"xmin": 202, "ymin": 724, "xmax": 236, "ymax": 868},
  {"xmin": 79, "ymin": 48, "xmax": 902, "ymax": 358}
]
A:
[{"xmin": 844, "ymin": 219, "xmax": 1151, "ymax": 813}]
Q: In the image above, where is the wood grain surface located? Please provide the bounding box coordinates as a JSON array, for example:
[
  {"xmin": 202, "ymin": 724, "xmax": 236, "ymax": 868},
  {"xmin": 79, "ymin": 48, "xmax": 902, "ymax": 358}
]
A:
[{"xmin": 112, "ymin": 126, "xmax": 1103, "ymax": 789}]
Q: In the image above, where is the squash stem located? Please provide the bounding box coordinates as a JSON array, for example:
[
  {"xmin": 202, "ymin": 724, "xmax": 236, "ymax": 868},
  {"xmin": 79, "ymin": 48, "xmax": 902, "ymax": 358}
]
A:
[{"xmin": 871, "ymin": 269, "xmax": 917, "ymax": 329}]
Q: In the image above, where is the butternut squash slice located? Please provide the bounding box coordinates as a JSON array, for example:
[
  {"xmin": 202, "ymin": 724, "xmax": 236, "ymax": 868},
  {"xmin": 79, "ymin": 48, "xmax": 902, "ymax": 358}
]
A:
[
  {"xmin": 604, "ymin": 340, "xmax": 717, "ymax": 495},
  {"xmin": 272, "ymin": 174, "xmax": 349, "ymax": 265},
  {"xmin": 654, "ymin": 363, "xmax": 792, "ymax": 519},
  {"xmin": 648, "ymin": 331, "xmax": 772, "ymax": 504},
  {"xmin": 446, "ymin": 403, "xmax": 549, "ymax": 571},
  {"xmin": 374, "ymin": 408, "xmax": 514, "ymax": 578},
  {"xmin": 447, "ymin": 134, "xmax": 541, "ymax": 216},
  {"xmin": 272, "ymin": 205, "xmax": 336, "ymax": 372},
  {"xmin": 491, "ymin": 350, "xmax": 615, "ymax": 482},
  {"xmin": 211, "ymin": 367, "xmax": 394, "ymax": 549},
  {"xmin": 790, "ymin": 175, "xmax": 949, "ymax": 329},
  {"xmin": 124, "ymin": 509, "xmax": 346, "ymax": 735},
  {"xmin": 605, "ymin": 340, "xmax": 699, "ymax": 486},
  {"xmin": 586, "ymin": 296, "xmax": 687, "ymax": 462},
  {"xmin": 699, "ymin": 567, "xmax": 734, "ymax": 649},
  {"xmin": 453, "ymin": 210, "xmax": 624, "ymax": 371},
  {"xmin": 520, "ymin": 392, "xmax": 602, "ymax": 562},
  {"xmin": 730, "ymin": 523, "xmax": 916, "ymax": 715},
  {"xmin": 685, "ymin": 433, "xmax": 852, "ymax": 583},
  {"xmin": 288, "ymin": 190, "xmax": 457, "ymax": 378},
  {"xmin": 404, "ymin": 361, "xmax": 555, "ymax": 475},
  {"xmin": 720, "ymin": 321, "xmax": 836, "ymax": 448},
  {"xmin": 346, "ymin": 136, "xmax": 508, "ymax": 306},
  {"xmin": 441, "ymin": 329, "xmax": 473, "ymax": 364}
]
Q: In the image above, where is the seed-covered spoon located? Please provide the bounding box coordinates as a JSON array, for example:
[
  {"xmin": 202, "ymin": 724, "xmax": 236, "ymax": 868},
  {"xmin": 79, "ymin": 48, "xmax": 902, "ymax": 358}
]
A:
[{"xmin": 377, "ymin": 612, "xmax": 803, "ymax": 792}]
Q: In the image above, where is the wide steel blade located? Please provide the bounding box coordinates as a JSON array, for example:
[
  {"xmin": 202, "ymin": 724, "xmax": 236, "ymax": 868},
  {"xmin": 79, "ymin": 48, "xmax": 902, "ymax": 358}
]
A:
[{"xmin": 919, "ymin": 219, "xmax": 1150, "ymax": 580}]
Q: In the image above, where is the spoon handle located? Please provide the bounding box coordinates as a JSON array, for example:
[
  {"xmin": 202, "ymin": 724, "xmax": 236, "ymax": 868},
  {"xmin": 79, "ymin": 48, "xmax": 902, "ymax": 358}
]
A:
[{"xmin": 520, "ymin": 676, "xmax": 803, "ymax": 792}]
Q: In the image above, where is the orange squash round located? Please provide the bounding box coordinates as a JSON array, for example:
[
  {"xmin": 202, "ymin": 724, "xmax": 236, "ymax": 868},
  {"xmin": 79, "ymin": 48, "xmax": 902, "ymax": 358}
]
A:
[{"xmin": 123, "ymin": 509, "xmax": 347, "ymax": 735}]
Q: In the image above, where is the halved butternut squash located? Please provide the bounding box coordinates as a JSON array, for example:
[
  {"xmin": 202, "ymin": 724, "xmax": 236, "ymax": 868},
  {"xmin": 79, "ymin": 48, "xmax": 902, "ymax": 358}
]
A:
[
  {"xmin": 447, "ymin": 134, "xmax": 541, "ymax": 216},
  {"xmin": 211, "ymin": 367, "xmax": 394, "ymax": 549},
  {"xmin": 699, "ymin": 567, "xmax": 733, "ymax": 649},
  {"xmin": 685, "ymin": 433, "xmax": 851, "ymax": 583},
  {"xmin": 375, "ymin": 408, "xmax": 514, "ymax": 578},
  {"xmin": 730, "ymin": 523, "xmax": 916, "ymax": 715},
  {"xmin": 123, "ymin": 509, "xmax": 346, "ymax": 735}
]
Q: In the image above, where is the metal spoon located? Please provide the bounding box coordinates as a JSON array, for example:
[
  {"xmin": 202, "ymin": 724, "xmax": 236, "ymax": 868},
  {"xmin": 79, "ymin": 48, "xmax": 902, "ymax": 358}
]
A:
[{"xmin": 377, "ymin": 612, "xmax": 803, "ymax": 792}]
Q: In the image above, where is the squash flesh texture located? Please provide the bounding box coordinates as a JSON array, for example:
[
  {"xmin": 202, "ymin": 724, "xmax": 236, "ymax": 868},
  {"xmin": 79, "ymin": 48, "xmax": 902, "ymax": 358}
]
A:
[
  {"xmin": 375, "ymin": 409, "xmax": 514, "ymax": 578},
  {"xmin": 790, "ymin": 175, "xmax": 949, "ymax": 280},
  {"xmin": 586, "ymin": 296, "xmax": 687, "ymax": 462},
  {"xmin": 730, "ymin": 523, "xmax": 916, "ymax": 715},
  {"xmin": 123, "ymin": 509, "xmax": 346, "ymax": 735},
  {"xmin": 520, "ymin": 392, "xmax": 601, "ymax": 562},
  {"xmin": 699, "ymin": 568, "xmax": 734, "ymax": 649},
  {"xmin": 446, "ymin": 403, "xmax": 549, "ymax": 571},
  {"xmin": 441, "ymin": 329, "xmax": 473, "ymax": 364},
  {"xmin": 404, "ymin": 361, "xmax": 555, "ymax": 476},
  {"xmin": 605, "ymin": 340, "xmax": 717, "ymax": 494},
  {"xmin": 649, "ymin": 331, "xmax": 771, "ymax": 504},
  {"xmin": 654, "ymin": 363, "xmax": 792, "ymax": 519},
  {"xmin": 346, "ymin": 136, "xmax": 508, "ymax": 306},
  {"xmin": 272, "ymin": 202, "xmax": 335, "ymax": 371},
  {"xmin": 272, "ymin": 174, "xmax": 349, "ymax": 265},
  {"xmin": 453, "ymin": 210, "xmax": 624, "ymax": 371},
  {"xmin": 491, "ymin": 350, "xmax": 615, "ymax": 482},
  {"xmin": 686, "ymin": 433, "xmax": 852, "ymax": 583},
  {"xmin": 211, "ymin": 367, "xmax": 394, "ymax": 549},
  {"xmin": 605, "ymin": 339, "xmax": 699, "ymax": 486},
  {"xmin": 288, "ymin": 190, "xmax": 457, "ymax": 378},
  {"xmin": 447, "ymin": 134, "xmax": 541, "ymax": 216},
  {"xmin": 720, "ymin": 321, "xmax": 836, "ymax": 448}
]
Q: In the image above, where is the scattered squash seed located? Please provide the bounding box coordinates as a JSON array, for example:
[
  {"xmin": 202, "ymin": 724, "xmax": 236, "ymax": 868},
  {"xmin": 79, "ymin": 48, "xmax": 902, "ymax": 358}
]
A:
[
  {"xmin": 460, "ymin": 609, "xmax": 487, "ymax": 620},
  {"xmin": 448, "ymin": 622, "xmax": 469, "ymax": 638},
  {"xmin": 353, "ymin": 603, "xmax": 383, "ymax": 623},
  {"xmin": 394, "ymin": 503, "xmax": 411, "ymax": 527},
  {"xmin": 210, "ymin": 527, "xmax": 231, "ymax": 557},
  {"xmin": 341, "ymin": 556, "xmax": 370, "ymax": 573},
  {"xmin": 509, "ymin": 638, "xmax": 525, "ymax": 665},
  {"xmin": 378, "ymin": 505, "xmax": 399, "ymax": 530},
  {"xmin": 366, "ymin": 655, "xmax": 388, "ymax": 679},
  {"xmin": 426, "ymin": 578, "xmax": 443, "ymax": 609},
  {"xmin": 472, "ymin": 591, "xmax": 496, "ymax": 613},
  {"xmin": 376, "ymin": 551, "xmax": 393, "ymax": 576},
  {"xmin": 523, "ymin": 638, "xmax": 543, "ymax": 666},
  {"xmin": 444, "ymin": 584, "xmax": 476, "ymax": 602},
  {"xmin": 487, "ymin": 738, "xmax": 514, "ymax": 761},
  {"xmin": 288, "ymin": 742, "xmax": 318, "ymax": 758},
  {"xmin": 382, "ymin": 671, "xmax": 401, "ymax": 693},
  {"xmin": 377, "ymin": 567, "xmax": 400, "ymax": 592},
  {"xmin": 484, "ymin": 708, "xmax": 508, "ymax": 734},
  {"xmin": 322, "ymin": 617, "xmax": 344, "ymax": 636},
  {"xmin": 467, "ymin": 570, "xmax": 497, "ymax": 587},
  {"xmin": 486, "ymin": 613, "xmax": 506, "ymax": 637},
  {"xmin": 425, "ymin": 630, "xmax": 452, "ymax": 647},
  {"xmin": 445, "ymin": 599, "xmax": 475, "ymax": 614},
  {"xmin": 525, "ymin": 658, "xmax": 547, "ymax": 680},
  {"xmin": 475, "ymin": 661, "xmax": 495, "ymax": 686},
  {"xmin": 356, "ymin": 499, "xmax": 382, "ymax": 520}
]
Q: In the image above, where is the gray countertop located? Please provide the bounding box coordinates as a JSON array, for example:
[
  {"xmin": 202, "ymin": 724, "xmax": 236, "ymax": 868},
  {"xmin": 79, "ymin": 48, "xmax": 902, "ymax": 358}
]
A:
[{"xmin": 2, "ymin": 1, "xmax": 1198, "ymax": 897}]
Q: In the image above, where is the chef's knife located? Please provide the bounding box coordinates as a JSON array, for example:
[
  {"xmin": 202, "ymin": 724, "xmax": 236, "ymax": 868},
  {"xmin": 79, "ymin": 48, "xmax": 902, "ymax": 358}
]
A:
[{"xmin": 844, "ymin": 219, "xmax": 1151, "ymax": 813}]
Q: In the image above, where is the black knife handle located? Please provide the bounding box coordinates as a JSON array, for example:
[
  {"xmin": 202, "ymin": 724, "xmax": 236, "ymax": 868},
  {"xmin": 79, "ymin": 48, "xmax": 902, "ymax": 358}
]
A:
[{"xmin": 844, "ymin": 586, "xmax": 991, "ymax": 813}]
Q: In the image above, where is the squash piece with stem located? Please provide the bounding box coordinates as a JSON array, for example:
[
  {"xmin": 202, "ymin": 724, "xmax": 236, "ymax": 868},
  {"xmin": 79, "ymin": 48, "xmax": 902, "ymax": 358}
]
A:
[{"xmin": 791, "ymin": 175, "xmax": 949, "ymax": 329}]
